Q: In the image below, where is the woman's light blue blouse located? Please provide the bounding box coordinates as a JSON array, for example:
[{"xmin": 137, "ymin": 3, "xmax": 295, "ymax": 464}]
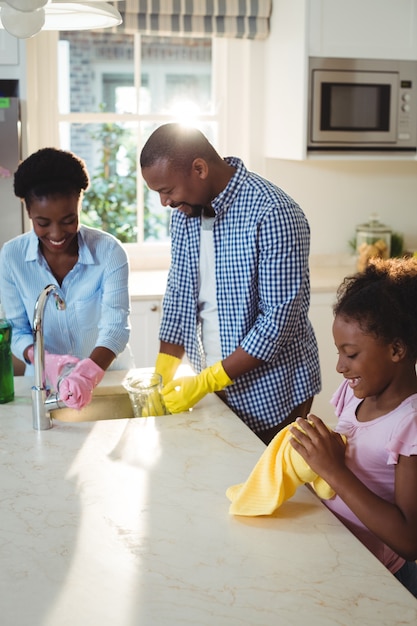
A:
[{"xmin": 0, "ymin": 225, "xmax": 131, "ymax": 369}]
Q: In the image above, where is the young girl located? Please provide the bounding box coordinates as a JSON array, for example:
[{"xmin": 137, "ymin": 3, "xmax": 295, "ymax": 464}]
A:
[{"xmin": 290, "ymin": 257, "xmax": 417, "ymax": 598}]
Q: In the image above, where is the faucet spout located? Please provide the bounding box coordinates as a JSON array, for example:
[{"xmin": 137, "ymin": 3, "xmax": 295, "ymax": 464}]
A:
[{"xmin": 31, "ymin": 284, "xmax": 67, "ymax": 431}]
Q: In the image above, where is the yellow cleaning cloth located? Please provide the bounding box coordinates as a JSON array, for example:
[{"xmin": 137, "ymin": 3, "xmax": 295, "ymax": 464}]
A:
[{"xmin": 226, "ymin": 422, "xmax": 344, "ymax": 516}]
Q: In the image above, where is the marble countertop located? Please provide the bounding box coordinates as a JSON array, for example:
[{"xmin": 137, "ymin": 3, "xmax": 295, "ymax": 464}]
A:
[{"xmin": 1, "ymin": 375, "xmax": 416, "ymax": 625}]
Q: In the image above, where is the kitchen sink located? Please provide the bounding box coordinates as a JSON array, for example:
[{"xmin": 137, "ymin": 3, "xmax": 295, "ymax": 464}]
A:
[{"xmin": 51, "ymin": 390, "xmax": 133, "ymax": 422}]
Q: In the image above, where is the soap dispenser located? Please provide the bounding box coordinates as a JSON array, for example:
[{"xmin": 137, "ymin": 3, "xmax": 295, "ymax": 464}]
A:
[{"xmin": 0, "ymin": 303, "xmax": 15, "ymax": 403}]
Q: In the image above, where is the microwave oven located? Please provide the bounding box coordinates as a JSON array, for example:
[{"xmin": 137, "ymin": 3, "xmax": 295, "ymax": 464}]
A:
[{"xmin": 307, "ymin": 57, "xmax": 417, "ymax": 151}]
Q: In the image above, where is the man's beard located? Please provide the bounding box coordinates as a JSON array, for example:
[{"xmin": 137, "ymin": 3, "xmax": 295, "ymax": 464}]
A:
[
  {"xmin": 174, "ymin": 203, "xmax": 208, "ymax": 218},
  {"xmin": 188, "ymin": 205, "xmax": 215, "ymax": 218},
  {"xmin": 187, "ymin": 205, "xmax": 203, "ymax": 217},
  {"xmin": 171, "ymin": 202, "xmax": 214, "ymax": 218}
]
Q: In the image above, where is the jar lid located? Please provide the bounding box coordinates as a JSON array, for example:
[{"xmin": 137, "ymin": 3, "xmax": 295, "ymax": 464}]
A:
[{"xmin": 356, "ymin": 214, "xmax": 391, "ymax": 234}]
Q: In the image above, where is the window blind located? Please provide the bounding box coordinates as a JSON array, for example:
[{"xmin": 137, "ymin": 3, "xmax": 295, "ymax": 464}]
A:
[{"xmin": 113, "ymin": 0, "xmax": 272, "ymax": 40}]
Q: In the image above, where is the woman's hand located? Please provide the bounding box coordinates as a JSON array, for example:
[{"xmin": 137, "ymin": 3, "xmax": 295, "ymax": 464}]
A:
[
  {"xmin": 289, "ymin": 415, "xmax": 347, "ymax": 484},
  {"xmin": 58, "ymin": 358, "xmax": 105, "ymax": 410},
  {"xmin": 27, "ymin": 346, "xmax": 80, "ymax": 390}
]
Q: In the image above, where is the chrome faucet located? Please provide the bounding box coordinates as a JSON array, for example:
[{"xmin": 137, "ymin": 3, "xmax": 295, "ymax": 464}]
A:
[{"xmin": 31, "ymin": 284, "xmax": 68, "ymax": 430}]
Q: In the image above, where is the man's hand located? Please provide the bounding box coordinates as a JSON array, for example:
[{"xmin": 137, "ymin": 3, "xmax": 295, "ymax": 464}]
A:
[
  {"xmin": 155, "ymin": 352, "xmax": 182, "ymax": 386},
  {"xmin": 161, "ymin": 360, "xmax": 232, "ymax": 413}
]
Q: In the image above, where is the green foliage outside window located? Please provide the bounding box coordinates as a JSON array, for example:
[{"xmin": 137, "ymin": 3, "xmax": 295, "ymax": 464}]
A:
[
  {"xmin": 81, "ymin": 119, "xmax": 171, "ymax": 244},
  {"xmin": 82, "ymin": 121, "xmax": 138, "ymax": 243}
]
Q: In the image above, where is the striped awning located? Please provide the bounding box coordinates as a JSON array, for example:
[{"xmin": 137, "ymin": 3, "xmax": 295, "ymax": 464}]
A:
[{"xmin": 114, "ymin": 0, "xmax": 273, "ymax": 40}]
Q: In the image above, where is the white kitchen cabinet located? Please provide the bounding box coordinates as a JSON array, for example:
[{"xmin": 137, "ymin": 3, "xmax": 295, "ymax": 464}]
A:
[
  {"xmin": 129, "ymin": 298, "xmax": 162, "ymax": 368},
  {"xmin": 264, "ymin": 0, "xmax": 309, "ymax": 160},
  {"xmin": 309, "ymin": 0, "xmax": 417, "ymax": 60},
  {"xmin": 309, "ymin": 291, "xmax": 341, "ymax": 427}
]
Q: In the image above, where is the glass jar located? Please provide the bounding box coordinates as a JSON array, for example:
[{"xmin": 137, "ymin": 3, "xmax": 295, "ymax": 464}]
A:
[
  {"xmin": 356, "ymin": 214, "xmax": 392, "ymax": 272},
  {"xmin": 123, "ymin": 371, "xmax": 168, "ymax": 417}
]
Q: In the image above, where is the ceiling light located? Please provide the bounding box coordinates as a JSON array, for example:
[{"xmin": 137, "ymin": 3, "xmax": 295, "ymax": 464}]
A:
[
  {"xmin": 6, "ymin": 0, "xmax": 48, "ymax": 11},
  {"xmin": 41, "ymin": 1, "xmax": 122, "ymax": 30},
  {"xmin": 0, "ymin": 0, "xmax": 122, "ymax": 38},
  {"xmin": 1, "ymin": 4, "xmax": 45, "ymax": 37}
]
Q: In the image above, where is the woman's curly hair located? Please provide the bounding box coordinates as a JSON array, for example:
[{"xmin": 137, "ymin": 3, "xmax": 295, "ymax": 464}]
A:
[
  {"xmin": 334, "ymin": 257, "xmax": 417, "ymax": 361},
  {"xmin": 14, "ymin": 147, "xmax": 89, "ymax": 206}
]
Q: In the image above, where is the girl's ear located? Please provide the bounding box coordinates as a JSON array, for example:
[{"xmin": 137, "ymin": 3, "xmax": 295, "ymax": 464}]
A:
[{"xmin": 391, "ymin": 338, "xmax": 407, "ymax": 361}]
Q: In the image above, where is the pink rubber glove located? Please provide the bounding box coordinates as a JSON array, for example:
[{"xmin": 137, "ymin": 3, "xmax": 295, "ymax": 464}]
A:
[
  {"xmin": 27, "ymin": 346, "xmax": 80, "ymax": 390},
  {"xmin": 58, "ymin": 358, "xmax": 105, "ymax": 410}
]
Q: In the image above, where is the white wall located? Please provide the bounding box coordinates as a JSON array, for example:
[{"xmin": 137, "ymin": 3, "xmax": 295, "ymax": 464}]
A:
[{"xmin": 265, "ymin": 158, "xmax": 417, "ymax": 257}]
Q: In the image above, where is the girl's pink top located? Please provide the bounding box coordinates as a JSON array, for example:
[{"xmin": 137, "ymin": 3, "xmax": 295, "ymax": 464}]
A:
[{"xmin": 325, "ymin": 379, "xmax": 417, "ymax": 573}]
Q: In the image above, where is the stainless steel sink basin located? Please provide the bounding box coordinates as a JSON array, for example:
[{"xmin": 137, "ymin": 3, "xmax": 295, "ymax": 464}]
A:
[{"xmin": 51, "ymin": 373, "xmax": 134, "ymax": 422}]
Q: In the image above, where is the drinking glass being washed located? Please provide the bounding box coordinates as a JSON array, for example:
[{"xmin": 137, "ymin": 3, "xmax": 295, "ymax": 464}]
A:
[{"xmin": 123, "ymin": 372, "xmax": 168, "ymax": 417}]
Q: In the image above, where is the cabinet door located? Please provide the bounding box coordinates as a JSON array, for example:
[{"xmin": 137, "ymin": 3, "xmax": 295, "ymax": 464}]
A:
[
  {"xmin": 309, "ymin": 0, "xmax": 417, "ymax": 60},
  {"xmin": 129, "ymin": 299, "xmax": 161, "ymax": 368},
  {"xmin": 264, "ymin": 0, "xmax": 309, "ymax": 160}
]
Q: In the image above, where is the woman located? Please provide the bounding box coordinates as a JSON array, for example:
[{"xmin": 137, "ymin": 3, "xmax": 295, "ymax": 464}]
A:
[{"xmin": 0, "ymin": 147, "xmax": 133, "ymax": 409}]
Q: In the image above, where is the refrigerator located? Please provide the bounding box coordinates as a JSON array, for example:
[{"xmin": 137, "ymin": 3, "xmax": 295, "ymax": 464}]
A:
[{"xmin": 0, "ymin": 96, "xmax": 23, "ymax": 249}]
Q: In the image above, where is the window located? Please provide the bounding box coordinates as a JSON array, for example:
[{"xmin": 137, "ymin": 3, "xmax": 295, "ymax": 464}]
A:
[
  {"xmin": 25, "ymin": 32, "xmax": 257, "ymax": 268},
  {"xmin": 57, "ymin": 32, "xmax": 217, "ymax": 267}
]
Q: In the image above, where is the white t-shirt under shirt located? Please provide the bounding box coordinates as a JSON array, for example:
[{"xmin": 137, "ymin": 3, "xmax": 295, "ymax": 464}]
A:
[{"xmin": 198, "ymin": 215, "xmax": 222, "ymax": 366}]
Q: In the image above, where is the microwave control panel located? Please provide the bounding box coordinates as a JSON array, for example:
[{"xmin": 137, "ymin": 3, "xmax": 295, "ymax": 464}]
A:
[{"xmin": 398, "ymin": 81, "xmax": 413, "ymax": 141}]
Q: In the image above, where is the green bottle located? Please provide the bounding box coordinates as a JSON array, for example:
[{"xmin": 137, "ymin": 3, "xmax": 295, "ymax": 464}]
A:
[{"xmin": 0, "ymin": 303, "xmax": 14, "ymax": 404}]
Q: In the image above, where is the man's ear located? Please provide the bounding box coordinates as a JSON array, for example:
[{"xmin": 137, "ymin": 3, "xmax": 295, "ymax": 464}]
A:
[{"xmin": 191, "ymin": 158, "xmax": 209, "ymax": 180}]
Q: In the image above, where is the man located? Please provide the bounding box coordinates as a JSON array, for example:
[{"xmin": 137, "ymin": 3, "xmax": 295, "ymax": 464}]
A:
[{"xmin": 140, "ymin": 123, "xmax": 320, "ymax": 444}]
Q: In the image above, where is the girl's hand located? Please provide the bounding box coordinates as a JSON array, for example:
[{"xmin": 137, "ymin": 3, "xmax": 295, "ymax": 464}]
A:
[{"xmin": 289, "ymin": 415, "xmax": 347, "ymax": 483}]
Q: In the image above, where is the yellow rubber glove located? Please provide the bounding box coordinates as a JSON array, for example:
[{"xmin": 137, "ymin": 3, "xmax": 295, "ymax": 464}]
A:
[
  {"xmin": 155, "ymin": 352, "xmax": 182, "ymax": 386},
  {"xmin": 141, "ymin": 352, "xmax": 181, "ymax": 417},
  {"xmin": 226, "ymin": 422, "xmax": 346, "ymax": 517},
  {"xmin": 161, "ymin": 360, "xmax": 233, "ymax": 414}
]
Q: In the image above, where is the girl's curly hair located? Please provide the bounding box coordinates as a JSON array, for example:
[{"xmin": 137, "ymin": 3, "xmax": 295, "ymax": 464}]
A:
[{"xmin": 334, "ymin": 257, "xmax": 417, "ymax": 361}]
